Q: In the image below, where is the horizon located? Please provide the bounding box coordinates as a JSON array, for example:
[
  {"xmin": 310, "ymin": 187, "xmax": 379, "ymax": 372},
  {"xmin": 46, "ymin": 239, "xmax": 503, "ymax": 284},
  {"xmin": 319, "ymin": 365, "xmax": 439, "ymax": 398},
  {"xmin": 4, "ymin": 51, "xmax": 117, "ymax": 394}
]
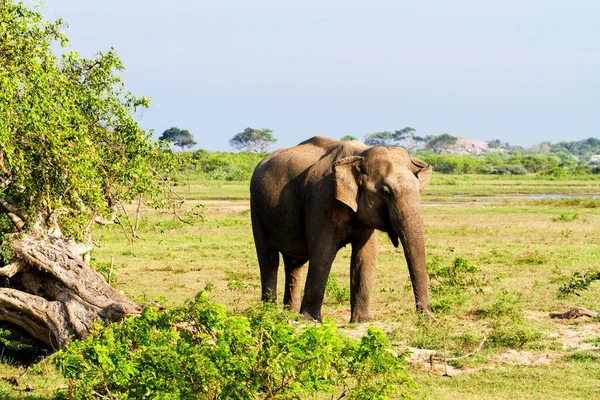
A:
[
  {"xmin": 167, "ymin": 133, "xmax": 600, "ymax": 153},
  {"xmin": 40, "ymin": 1, "xmax": 600, "ymax": 152},
  {"xmin": 155, "ymin": 127, "xmax": 600, "ymax": 152}
]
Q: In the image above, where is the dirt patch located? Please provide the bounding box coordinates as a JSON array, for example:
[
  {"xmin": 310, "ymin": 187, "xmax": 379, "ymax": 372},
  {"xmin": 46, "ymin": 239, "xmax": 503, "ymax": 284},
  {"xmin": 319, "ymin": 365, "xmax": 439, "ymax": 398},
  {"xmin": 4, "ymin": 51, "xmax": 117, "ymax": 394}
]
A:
[
  {"xmin": 527, "ymin": 310, "xmax": 600, "ymax": 351},
  {"xmin": 551, "ymin": 321, "xmax": 600, "ymax": 351},
  {"xmin": 338, "ymin": 311, "xmax": 600, "ymax": 376},
  {"xmin": 492, "ymin": 349, "xmax": 555, "ymax": 366},
  {"xmin": 203, "ymin": 200, "xmax": 250, "ymax": 212}
]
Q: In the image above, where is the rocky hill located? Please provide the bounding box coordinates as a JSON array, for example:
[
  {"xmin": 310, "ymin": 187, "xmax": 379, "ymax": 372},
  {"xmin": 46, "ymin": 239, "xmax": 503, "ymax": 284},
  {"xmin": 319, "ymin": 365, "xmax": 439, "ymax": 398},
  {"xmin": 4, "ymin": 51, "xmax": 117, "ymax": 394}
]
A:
[{"xmin": 445, "ymin": 137, "xmax": 502, "ymax": 154}]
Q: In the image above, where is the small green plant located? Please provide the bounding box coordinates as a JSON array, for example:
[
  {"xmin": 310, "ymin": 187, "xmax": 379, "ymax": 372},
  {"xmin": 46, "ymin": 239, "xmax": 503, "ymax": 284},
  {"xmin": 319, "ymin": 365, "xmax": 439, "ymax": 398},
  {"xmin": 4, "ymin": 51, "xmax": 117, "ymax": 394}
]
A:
[
  {"xmin": 552, "ymin": 213, "xmax": 579, "ymax": 222},
  {"xmin": 479, "ymin": 290, "xmax": 523, "ymax": 319},
  {"xmin": 325, "ymin": 274, "xmax": 351, "ymax": 305},
  {"xmin": 516, "ymin": 250, "xmax": 548, "ymax": 265},
  {"xmin": 488, "ymin": 320, "xmax": 542, "ymax": 349},
  {"xmin": 427, "ymin": 255, "xmax": 483, "ymax": 313},
  {"xmin": 428, "ymin": 255, "xmax": 482, "ymax": 293},
  {"xmin": 583, "ymin": 336, "xmax": 600, "ymax": 346},
  {"xmin": 560, "ymin": 228, "xmax": 573, "ymax": 238},
  {"xmin": 564, "ymin": 350, "xmax": 600, "ymax": 363},
  {"xmin": 557, "ymin": 270, "xmax": 600, "ymax": 297},
  {"xmin": 90, "ymin": 260, "xmax": 118, "ymax": 285},
  {"xmin": 183, "ymin": 203, "xmax": 207, "ymax": 224},
  {"xmin": 0, "ymin": 329, "xmax": 48, "ymax": 366},
  {"xmin": 54, "ymin": 291, "xmax": 414, "ymax": 399}
]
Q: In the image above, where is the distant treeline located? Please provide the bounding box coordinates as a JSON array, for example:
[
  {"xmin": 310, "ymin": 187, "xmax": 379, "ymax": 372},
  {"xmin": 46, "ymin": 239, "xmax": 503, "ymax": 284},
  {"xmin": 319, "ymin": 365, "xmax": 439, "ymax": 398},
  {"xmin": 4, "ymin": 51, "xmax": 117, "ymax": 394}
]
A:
[
  {"xmin": 174, "ymin": 147, "xmax": 600, "ymax": 181},
  {"xmin": 417, "ymin": 153, "xmax": 599, "ymax": 177},
  {"xmin": 510, "ymin": 137, "xmax": 600, "ymax": 161},
  {"xmin": 417, "ymin": 136, "xmax": 600, "ymax": 176},
  {"xmin": 177, "ymin": 150, "xmax": 265, "ymax": 180}
]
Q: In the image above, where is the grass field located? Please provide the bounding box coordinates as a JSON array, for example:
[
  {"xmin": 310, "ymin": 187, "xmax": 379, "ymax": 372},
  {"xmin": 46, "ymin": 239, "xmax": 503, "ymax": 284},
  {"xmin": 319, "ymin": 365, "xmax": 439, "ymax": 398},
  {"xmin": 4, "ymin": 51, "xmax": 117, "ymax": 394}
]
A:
[{"xmin": 1, "ymin": 173, "xmax": 599, "ymax": 399}]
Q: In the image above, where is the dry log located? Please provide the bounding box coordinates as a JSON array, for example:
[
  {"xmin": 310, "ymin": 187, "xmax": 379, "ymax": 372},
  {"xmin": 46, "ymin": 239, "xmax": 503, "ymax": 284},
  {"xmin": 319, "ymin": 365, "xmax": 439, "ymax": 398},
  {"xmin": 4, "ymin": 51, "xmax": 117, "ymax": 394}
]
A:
[
  {"xmin": 549, "ymin": 307, "xmax": 599, "ymax": 319},
  {"xmin": 0, "ymin": 234, "xmax": 141, "ymax": 349}
]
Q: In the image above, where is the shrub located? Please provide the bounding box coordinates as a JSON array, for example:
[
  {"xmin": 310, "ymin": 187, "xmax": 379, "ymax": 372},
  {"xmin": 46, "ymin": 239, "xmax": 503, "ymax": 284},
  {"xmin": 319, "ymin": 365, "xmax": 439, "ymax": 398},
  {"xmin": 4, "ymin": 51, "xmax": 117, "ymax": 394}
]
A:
[
  {"xmin": 479, "ymin": 290, "xmax": 523, "ymax": 319},
  {"xmin": 557, "ymin": 270, "xmax": 600, "ymax": 298},
  {"xmin": 54, "ymin": 291, "xmax": 414, "ymax": 399},
  {"xmin": 481, "ymin": 164, "xmax": 527, "ymax": 175},
  {"xmin": 516, "ymin": 250, "xmax": 548, "ymax": 265},
  {"xmin": 538, "ymin": 167, "xmax": 568, "ymax": 179},
  {"xmin": 428, "ymin": 255, "xmax": 481, "ymax": 292},
  {"xmin": 427, "ymin": 255, "xmax": 483, "ymax": 313},
  {"xmin": 551, "ymin": 213, "xmax": 579, "ymax": 222},
  {"xmin": 191, "ymin": 150, "xmax": 264, "ymax": 180}
]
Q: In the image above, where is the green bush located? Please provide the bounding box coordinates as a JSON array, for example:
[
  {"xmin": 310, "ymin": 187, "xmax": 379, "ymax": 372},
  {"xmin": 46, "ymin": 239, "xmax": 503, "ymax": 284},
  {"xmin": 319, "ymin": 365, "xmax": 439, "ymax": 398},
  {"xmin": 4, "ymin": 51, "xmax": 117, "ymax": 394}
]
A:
[
  {"xmin": 54, "ymin": 291, "xmax": 414, "ymax": 399},
  {"xmin": 557, "ymin": 269, "xmax": 600, "ymax": 297},
  {"xmin": 551, "ymin": 213, "xmax": 579, "ymax": 222},
  {"xmin": 191, "ymin": 150, "xmax": 264, "ymax": 181},
  {"xmin": 428, "ymin": 255, "xmax": 481, "ymax": 293},
  {"xmin": 481, "ymin": 164, "xmax": 527, "ymax": 175},
  {"xmin": 418, "ymin": 154, "xmax": 487, "ymax": 174},
  {"xmin": 415, "ymin": 152, "xmax": 593, "ymax": 176},
  {"xmin": 479, "ymin": 290, "xmax": 523, "ymax": 319},
  {"xmin": 427, "ymin": 255, "xmax": 483, "ymax": 313}
]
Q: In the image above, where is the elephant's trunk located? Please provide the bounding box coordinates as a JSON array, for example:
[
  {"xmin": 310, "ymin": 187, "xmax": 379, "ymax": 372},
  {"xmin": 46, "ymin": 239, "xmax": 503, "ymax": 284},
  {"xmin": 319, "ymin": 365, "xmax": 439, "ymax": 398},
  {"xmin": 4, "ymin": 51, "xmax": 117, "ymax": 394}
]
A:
[{"xmin": 394, "ymin": 204, "xmax": 432, "ymax": 316}]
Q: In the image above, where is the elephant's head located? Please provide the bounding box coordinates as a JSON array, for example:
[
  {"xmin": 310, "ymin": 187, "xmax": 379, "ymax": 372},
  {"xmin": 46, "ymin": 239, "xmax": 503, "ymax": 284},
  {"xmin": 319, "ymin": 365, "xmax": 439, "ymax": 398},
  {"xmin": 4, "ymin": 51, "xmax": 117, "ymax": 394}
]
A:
[{"xmin": 333, "ymin": 146, "xmax": 433, "ymax": 315}]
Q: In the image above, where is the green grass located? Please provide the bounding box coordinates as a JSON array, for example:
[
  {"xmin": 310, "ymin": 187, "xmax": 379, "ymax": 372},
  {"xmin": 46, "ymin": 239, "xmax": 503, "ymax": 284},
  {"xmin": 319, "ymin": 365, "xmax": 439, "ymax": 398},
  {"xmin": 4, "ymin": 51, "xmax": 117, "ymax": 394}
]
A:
[
  {"xmin": 414, "ymin": 364, "xmax": 600, "ymax": 399},
  {"xmin": 2, "ymin": 172, "xmax": 600, "ymax": 398}
]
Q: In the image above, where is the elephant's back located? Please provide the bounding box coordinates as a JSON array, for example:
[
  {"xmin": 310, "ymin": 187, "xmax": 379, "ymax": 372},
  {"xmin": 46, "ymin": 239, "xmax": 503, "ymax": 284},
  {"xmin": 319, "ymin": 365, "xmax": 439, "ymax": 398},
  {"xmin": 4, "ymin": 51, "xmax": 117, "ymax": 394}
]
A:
[
  {"xmin": 250, "ymin": 136, "xmax": 368, "ymax": 202},
  {"xmin": 250, "ymin": 137, "xmax": 338, "ymax": 255},
  {"xmin": 251, "ymin": 137, "xmax": 336, "ymax": 192}
]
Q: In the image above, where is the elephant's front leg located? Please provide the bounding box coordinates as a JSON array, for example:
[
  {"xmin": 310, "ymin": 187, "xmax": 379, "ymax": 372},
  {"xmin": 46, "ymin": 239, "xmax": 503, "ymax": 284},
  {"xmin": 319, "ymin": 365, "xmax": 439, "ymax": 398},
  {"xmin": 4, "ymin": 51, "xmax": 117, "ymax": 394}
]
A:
[
  {"xmin": 350, "ymin": 229, "xmax": 377, "ymax": 323},
  {"xmin": 300, "ymin": 242, "xmax": 338, "ymax": 322}
]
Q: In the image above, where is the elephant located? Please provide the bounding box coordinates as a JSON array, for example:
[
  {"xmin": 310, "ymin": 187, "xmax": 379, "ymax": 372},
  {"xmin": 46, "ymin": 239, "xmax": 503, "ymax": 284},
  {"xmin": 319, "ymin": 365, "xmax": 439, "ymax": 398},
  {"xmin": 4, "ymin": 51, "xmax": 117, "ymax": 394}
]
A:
[{"xmin": 250, "ymin": 136, "xmax": 433, "ymax": 322}]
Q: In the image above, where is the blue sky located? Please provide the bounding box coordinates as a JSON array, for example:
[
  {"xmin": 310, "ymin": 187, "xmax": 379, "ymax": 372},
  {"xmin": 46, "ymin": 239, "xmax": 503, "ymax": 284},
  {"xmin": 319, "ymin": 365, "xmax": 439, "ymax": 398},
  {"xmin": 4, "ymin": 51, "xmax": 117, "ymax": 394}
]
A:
[{"xmin": 41, "ymin": 0, "xmax": 600, "ymax": 151}]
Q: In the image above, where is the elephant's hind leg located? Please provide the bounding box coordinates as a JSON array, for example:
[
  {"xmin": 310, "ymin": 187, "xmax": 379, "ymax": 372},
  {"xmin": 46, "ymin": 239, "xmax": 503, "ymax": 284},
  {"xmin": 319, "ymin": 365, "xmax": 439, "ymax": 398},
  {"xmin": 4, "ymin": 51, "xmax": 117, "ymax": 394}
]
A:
[
  {"xmin": 252, "ymin": 216, "xmax": 280, "ymax": 303},
  {"xmin": 257, "ymin": 246, "xmax": 280, "ymax": 303},
  {"xmin": 283, "ymin": 255, "xmax": 308, "ymax": 312}
]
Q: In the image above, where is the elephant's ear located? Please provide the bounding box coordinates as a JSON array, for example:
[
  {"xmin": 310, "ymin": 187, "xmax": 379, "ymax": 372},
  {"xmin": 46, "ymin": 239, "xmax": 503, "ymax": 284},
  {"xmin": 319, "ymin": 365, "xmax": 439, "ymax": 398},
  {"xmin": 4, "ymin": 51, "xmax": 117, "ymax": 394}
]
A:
[
  {"xmin": 410, "ymin": 158, "xmax": 432, "ymax": 193},
  {"xmin": 333, "ymin": 156, "xmax": 363, "ymax": 212}
]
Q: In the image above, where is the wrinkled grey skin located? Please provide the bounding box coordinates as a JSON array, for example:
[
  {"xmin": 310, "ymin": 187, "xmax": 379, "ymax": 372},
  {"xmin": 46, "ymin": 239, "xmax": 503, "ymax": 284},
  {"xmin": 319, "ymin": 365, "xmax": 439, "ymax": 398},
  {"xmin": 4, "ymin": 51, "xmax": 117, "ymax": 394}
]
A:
[{"xmin": 250, "ymin": 136, "xmax": 433, "ymax": 322}]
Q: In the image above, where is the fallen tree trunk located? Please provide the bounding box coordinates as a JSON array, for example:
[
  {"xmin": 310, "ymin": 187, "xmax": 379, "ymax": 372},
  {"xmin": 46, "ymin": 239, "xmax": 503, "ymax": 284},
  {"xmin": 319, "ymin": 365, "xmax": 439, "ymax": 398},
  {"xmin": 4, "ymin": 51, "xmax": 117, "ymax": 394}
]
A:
[
  {"xmin": 549, "ymin": 307, "xmax": 598, "ymax": 319},
  {"xmin": 0, "ymin": 234, "xmax": 141, "ymax": 349}
]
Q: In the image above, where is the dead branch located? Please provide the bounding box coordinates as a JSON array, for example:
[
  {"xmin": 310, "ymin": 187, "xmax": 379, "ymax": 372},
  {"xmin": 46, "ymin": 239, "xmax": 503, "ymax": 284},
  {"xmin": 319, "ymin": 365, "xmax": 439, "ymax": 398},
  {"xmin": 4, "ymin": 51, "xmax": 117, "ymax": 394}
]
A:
[
  {"xmin": 133, "ymin": 196, "xmax": 142, "ymax": 237},
  {"xmin": 0, "ymin": 151, "xmax": 11, "ymax": 189},
  {"xmin": 149, "ymin": 166, "xmax": 184, "ymax": 201},
  {"xmin": 0, "ymin": 177, "xmax": 11, "ymax": 190},
  {"xmin": 549, "ymin": 307, "xmax": 599, "ymax": 319},
  {"xmin": 6, "ymin": 212, "xmax": 25, "ymax": 230},
  {"xmin": 0, "ymin": 262, "xmax": 23, "ymax": 278},
  {"xmin": 94, "ymin": 215, "xmax": 117, "ymax": 225},
  {"xmin": 0, "ymin": 196, "xmax": 27, "ymax": 220}
]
